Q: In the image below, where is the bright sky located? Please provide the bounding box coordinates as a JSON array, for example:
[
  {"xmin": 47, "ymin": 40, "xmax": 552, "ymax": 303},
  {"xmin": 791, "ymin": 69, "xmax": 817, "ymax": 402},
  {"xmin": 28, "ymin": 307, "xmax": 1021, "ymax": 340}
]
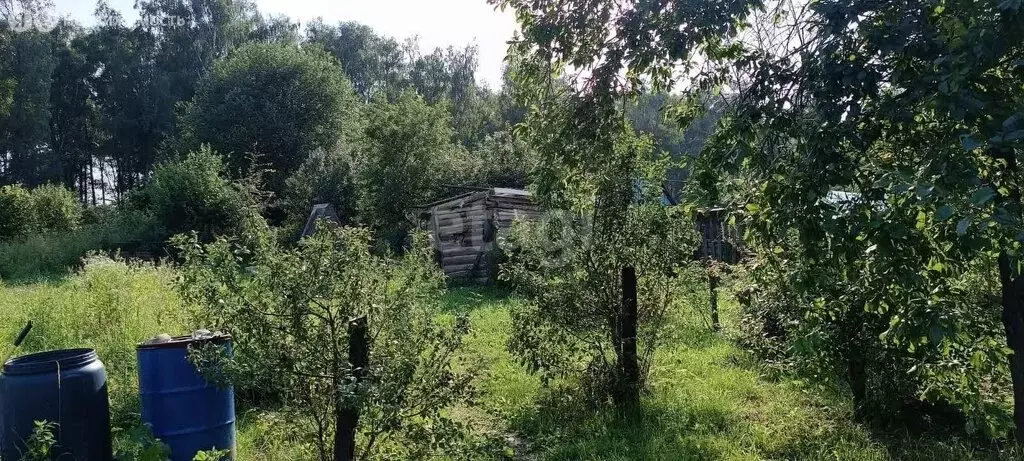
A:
[{"xmin": 51, "ymin": 0, "xmax": 520, "ymax": 88}]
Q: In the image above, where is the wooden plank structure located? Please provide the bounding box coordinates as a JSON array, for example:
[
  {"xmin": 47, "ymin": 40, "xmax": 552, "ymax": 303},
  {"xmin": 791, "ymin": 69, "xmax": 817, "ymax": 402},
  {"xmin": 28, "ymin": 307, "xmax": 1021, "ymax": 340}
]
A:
[
  {"xmin": 416, "ymin": 188, "xmax": 541, "ymax": 283},
  {"xmin": 300, "ymin": 203, "xmax": 342, "ymax": 239},
  {"xmin": 695, "ymin": 207, "xmax": 741, "ymax": 263}
]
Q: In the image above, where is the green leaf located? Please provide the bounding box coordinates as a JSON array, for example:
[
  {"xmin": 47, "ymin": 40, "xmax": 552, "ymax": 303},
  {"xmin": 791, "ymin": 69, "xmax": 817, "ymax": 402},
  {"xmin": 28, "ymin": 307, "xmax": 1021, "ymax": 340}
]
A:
[
  {"xmin": 970, "ymin": 187, "xmax": 995, "ymax": 206},
  {"xmin": 956, "ymin": 217, "xmax": 971, "ymax": 235},
  {"xmin": 936, "ymin": 205, "xmax": 953, "ymax": 221},
  {"xmin": 745, "ymin": 203, "xmax": 761, "ymax": 213}
]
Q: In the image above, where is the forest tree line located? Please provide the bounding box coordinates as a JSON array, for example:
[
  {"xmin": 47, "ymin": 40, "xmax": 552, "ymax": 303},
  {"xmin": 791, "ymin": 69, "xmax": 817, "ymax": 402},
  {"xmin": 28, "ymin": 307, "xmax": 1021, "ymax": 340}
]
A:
[{"xmin": 0, "ymin": 0, "xmax": 705, "ymax": 211}]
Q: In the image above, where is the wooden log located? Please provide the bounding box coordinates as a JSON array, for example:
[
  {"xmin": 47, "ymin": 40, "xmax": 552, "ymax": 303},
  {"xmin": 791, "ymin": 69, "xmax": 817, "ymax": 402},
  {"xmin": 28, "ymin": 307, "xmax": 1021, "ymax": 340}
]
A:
[
  {"xmin": 442, "ymin": 253, "xmax": 485, "ymax": 266},
  {"xmin": 438, "ymin": 246, "xmax": 485, "ymax": 257},
  {"xmin": 442, "ymin": 262, "xmax": 483, "ymax": 273},
  {"xmin": 445, "ymin": 270, "xmax": 473, "ymax": 279}
]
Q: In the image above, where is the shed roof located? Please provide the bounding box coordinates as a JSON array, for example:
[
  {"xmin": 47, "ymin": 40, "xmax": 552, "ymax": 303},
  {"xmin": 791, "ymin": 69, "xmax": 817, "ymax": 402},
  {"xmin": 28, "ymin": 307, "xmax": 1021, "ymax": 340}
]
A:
[{"xmin": 417, "ymin": 187, "xmax": 532, "ymax": 209}]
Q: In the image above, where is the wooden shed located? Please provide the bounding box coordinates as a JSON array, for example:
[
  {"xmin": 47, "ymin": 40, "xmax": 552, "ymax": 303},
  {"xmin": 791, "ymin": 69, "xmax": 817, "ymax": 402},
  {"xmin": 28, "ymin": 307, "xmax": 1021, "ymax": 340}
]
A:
[
  {"xmin": 416, "ymin": 188, "xmax": 541, "ymax": 283},
  {"xmin": 695, "ymin": 207, "xmax": 743, "ymax": 263}
]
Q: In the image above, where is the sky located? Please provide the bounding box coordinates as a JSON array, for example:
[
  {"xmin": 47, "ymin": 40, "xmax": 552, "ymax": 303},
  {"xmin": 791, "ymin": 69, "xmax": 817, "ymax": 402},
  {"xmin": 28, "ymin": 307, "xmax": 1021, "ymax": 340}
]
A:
[{"xmin": 51, "ymin": 0, "xmax": 520, "ymax": 88}]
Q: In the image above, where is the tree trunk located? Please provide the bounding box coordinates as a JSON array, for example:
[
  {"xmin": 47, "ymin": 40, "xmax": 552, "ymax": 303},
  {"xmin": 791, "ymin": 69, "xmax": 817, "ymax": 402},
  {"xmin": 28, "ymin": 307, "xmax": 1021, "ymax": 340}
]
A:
[
  {"xmin": 999, "ymin": 253, "xmax": 1024, "ymax": 442},
  {"xmin": 616, "ymin": 266, "xmax": 640, "ymax": 410},
  {"xmin": 335, "ymin": 316, "xmax": 368, "ymax": 461},
  {"xmin": 847, "ymin": 348, "xmax": 867, "ymax": 420}
]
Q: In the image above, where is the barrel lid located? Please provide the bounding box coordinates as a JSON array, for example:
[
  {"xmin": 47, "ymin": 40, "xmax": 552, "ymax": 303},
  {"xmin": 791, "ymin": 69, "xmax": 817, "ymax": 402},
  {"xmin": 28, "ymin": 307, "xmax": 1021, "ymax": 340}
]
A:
[
  {"xmin": 136, "ymin": 334, "xmax": 232, "ymax": 350},
  {"xmin": 3, "ymin": 348, "xmax": 99, "ymax": 375}
]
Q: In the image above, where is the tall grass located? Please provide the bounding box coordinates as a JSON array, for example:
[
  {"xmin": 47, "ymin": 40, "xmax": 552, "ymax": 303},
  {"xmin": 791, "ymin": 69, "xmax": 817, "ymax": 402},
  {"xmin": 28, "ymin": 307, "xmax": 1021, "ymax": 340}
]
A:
[
  {"xmin": 0, "ymin": 209, "xmax": 163, "ymax": 283},
  {"xmin": 0, "ymin": 257, "xmax": 189, "ymax": 425}
]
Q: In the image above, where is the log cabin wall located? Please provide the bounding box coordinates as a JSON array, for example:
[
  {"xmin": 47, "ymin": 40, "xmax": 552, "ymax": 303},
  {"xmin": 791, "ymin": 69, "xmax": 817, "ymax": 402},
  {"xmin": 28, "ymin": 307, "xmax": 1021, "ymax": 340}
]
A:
[{"xmin": 419, "ymin": 188, "xmax": 540, "ymax": 284}]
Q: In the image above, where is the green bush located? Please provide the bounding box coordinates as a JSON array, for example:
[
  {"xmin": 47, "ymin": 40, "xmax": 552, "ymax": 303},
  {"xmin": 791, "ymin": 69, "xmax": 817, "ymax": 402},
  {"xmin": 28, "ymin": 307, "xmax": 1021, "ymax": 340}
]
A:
[
  {"xmin": 0, "ymin": 207, "xmax": 162, "ymax": 282},
  {"xmin": 281, "ymin": 148, "xmax": 357, "ymax": 238},
  {"xmin": 175, "ymin": 42, "xmax": 362, "ymax": 193},
  {"xmin": 146, "ymin": 146, "xmax": 251, "ymax": 242},
  {"xmin": 30, "ymin": 183, "xmax": 82, "ymax": 234},
  {"xmin": 175, "ymin": 226, "xmax": 477, "ymax": 460},
  {"xmin": 0, "ymin": 184, "xmax": 34, "ymax": 241},
  {"xmin": 356, "ymin": 91, "xmax": 469, "ymax": 250}
]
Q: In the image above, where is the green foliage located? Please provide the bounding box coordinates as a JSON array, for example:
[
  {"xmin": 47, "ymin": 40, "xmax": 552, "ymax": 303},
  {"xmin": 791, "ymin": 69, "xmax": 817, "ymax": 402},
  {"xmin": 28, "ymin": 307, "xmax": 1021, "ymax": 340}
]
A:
[
  {"xmin": 355, "ymin": 91, "xmax": 469, "ymax": 250},
  {"xmin": 113, "ymin": 424, "xmax": 172, "ymax": 461},
  {"xmin": 0, "ymin": 29, "xmax": 57, "ymax": 189},
  {"xmin": 0, "ymin": 184, "xmax": 35, "ymax": 241},
  {"xmin": 0, "ymin": 206, "xmax": 161, "ymax": 282},
  {"xmin": 495, "ymin": 0, "xmax": 1024, "ymax": 441},
  {"xmin": 191, "ymin": 448, "xmax": 229, "ymax": 461},
  {"xmin": 30, "ymin": 183, "xmax": 82, "ymax": 234},
  {"xmin": 468, "ymin": 129, "xmax": 534, "ymax": 188},
  {"xmin": 174, "ymin": 226, "xmax": 477, "ymax": 460},
  {"xmin": 686, "ymin": 0, "xmax": 1024, "ymax": 438},
  {"xmin": 498, "ymin": 65, "xmax": 700, "ymax": 404},
  {"xmin": 175, "ymin": 42, "xmax": 361, "ymax": 192},
  {"xmin": 144, "ymin": 146, "xmax": 252, "ymax": 242},
  {"xmin": 446, "ymin": 287, "xmax": 1024, "ymax": 460},
  {"xmin": 0, "ymin": 183, "xmax": 82, "ymax": 242},
  {"xmin": 304, "ymin": 20, "xmax": 407, "ymax": 102},
  {"xmin": 19, "ymin": 420, "xmax": 57, "ymax": 461},
  {"xmin": 281, "ymin": 148, "xmax": 357, "ymax": 238},
  {"xmin": 502, "ymin": 199, "xmax": 698, "ymax": 400}
]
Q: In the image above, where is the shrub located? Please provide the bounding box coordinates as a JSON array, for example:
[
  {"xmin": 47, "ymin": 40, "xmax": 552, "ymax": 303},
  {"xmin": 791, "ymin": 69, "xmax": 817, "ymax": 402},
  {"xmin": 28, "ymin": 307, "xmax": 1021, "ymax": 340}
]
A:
[
  {"xmin": 356, "ymin": 91, "xmax": 470, "ymax": 250},
  {"xmin": 174, "ymin": 226, "xmax": 477, "ymax": 460},
  {"xmin": 0, "ymin": 184, "xmax": 34, "ymax": 241},
  {"xmin": 502, "ymin": 201, "xmax": 698, "ymax": 404},
  {"xmin": 469, "ymin": 129, "xmax": 534, "ymax": 188},
  {"xmin": 281, "ymin": 148, "xmax": 358, "ymax": 239},
  {"xmin": 145, "ymin": 146, "xmax": 251, "ymax": 242},
  {"xmin": 30, "ymin": 183, "xmax": 82, "ymax": 234},
  {"xmin": 0, "ymin": 207, "xmax": 162, "ymax": 282}
]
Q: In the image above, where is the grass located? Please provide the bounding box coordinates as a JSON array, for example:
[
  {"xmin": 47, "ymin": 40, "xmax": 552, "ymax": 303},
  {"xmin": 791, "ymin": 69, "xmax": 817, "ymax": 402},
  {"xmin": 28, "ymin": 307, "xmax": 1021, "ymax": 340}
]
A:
[
  {"xmin": 0, "ymin": 262, "xmax": 1021, "ymax": 460},
  {"xmin": 0, "ymin": 257, "xmax": 188, "ymax": 427},
  {"xmin": 442, "ymin": 286, "xmax": 1022, "ymax": 460},
  {"xmin": 0, "ymin": 209, "xmax": 162, "ymax": 283}
]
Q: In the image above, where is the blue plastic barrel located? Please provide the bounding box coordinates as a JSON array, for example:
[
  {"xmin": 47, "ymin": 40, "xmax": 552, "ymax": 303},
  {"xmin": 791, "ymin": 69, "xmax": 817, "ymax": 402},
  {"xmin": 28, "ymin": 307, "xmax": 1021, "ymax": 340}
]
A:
[
  {"xmin": 0, "ymin": 348, "xmax": 112, "ymax": 460},
  {"xmin": 137, "ymin": 335, "xmax": 235, "ymax": 461}
]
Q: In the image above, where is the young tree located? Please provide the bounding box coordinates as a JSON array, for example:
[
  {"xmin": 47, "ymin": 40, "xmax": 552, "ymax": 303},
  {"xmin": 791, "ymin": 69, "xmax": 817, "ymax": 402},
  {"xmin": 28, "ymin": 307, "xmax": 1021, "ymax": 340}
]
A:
[
  {"xmin": 355, "ymin": 91, "xmax": 469, "ymax": 250},
  {"xmin": 491, "ymin": 0, "xmax": 751, "ymax": 411},
  {"xmin": 0, "ymin": 184, "xmax": 34, "ymax": 240},
  {"xmin": 501, "ymin": 126, "xmax": 698, "ymax": 409},
  {"xmin": 30, "ymin": 183, "xmax": 80, "ymax": 233},
  {"xmin": 174, "ymin": 226, "xmax": 476, "ymax": 460}
]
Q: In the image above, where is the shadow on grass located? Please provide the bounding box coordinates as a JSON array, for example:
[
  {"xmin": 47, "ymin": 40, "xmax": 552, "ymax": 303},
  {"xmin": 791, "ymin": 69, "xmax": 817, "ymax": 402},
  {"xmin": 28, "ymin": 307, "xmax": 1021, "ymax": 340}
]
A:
[{"xmin": 504, "ymin": 386, "xmax": 739, "ymax": 460}]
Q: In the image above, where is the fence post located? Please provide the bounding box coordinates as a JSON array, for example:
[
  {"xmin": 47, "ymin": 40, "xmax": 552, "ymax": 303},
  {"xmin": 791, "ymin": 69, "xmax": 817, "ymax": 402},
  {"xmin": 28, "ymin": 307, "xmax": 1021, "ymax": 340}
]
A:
[
  {"xmin": 619, "ymin": 266, "xmax": 640, "ymax": 408},
  {"xmin": 707, "ymin": 260, "xmax": 721, "ymax": 332},
  {"xmin": 336, "ymin": 316, "xmax": 368, "ymax": 461}
]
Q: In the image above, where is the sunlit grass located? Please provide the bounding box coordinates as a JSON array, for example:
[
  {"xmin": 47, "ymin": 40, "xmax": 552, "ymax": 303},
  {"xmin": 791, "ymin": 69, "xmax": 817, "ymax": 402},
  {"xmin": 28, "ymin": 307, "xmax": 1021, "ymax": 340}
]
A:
[
  {"xmin": 444, "ymin": 286, "xmax": 1021, "ymax": 460},
  {"xmin": 0, "ymin": 264, "xmax": 1020, "ymax": 460}
]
